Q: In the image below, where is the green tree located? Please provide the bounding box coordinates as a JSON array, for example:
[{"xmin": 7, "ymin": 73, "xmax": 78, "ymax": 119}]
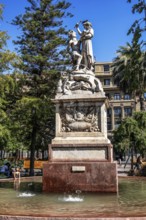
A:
[
  {"xmin": 0, "ymin": 4, "xmax": 19, "ymax": 74},
  {"xmin": 0, "ymin": 74, "xmax": 21, "ymax": 152},
  {"xmin": 112, "ymin": 1, "xmax": 146, "ymax": 111},
  {"xmin": 10, "ymin": 74, "xmax": 56, "ymax": 175},
  {"xmin": 133, "ymin": 111, "xmax": 146, "ymax": 153},
  {"xmin": 127, "ymin": 0, "xmax": 146, "ymax": 40},
  {"xmin": 113, "ymin": 112, "xmax": 146, "ymax": 171},
  {"xmin": 112, "ymin": 28, "xmax": 146, "ymax": 110},
  {"xmin": 0, "ymin": 72, "xmax": 56, "ymax": 170},
  {"xmin": 0, "ymin": 73, "xmax": 55, "ymax": 164},
  {"xmin": 12, "ymin": 0, "xmax": 72, "ymax": 75},
  {"xmin": 11, "ymin": 0, "xmax": 72, "ymax": 175}
]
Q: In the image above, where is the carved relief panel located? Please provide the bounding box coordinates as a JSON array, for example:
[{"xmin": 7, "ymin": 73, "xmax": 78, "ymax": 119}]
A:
[{"xmin": 59, "ymin": 103, "xmax": 101, "ymax": 132}]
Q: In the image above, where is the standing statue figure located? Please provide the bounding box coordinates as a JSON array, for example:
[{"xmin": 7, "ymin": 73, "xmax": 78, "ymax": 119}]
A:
[
  {"xmin": 75, "ymin": 20, "xmax": 94, "ymax": 70},
  {"xmin": 68, "ymin": 30, "xmax": 82, "ymax": 71}
]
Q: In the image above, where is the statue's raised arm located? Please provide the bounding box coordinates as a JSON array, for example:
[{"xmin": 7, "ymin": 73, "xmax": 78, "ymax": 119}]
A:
[
  {"xmin": 58, "ymin": 20, "xmax": 104, "ymax": 96},
  {"xmin": 75, "ymin": 20, "xmax": 94, "ymax": 70}
]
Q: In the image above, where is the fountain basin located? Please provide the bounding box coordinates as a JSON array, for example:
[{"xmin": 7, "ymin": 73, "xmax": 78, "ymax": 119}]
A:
[{"xmin": 0, "ymin": 176, "xmax": 146, "ymax": 220}]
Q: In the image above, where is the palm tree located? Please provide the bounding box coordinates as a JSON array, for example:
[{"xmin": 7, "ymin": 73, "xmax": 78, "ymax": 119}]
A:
[{"xmin": 112, "ymin": 29, "xmax": 146, "ymax": 111}]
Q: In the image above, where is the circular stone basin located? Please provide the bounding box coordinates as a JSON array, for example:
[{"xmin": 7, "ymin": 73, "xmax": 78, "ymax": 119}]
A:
[{"xmin": 0, "ymin": 177, "xmax": 146, "ymax": 219}]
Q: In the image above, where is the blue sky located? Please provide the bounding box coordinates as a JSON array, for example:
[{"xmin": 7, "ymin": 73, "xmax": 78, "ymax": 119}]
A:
[{"xmin": 0, "ymin": 0, "xmax": 143, "ymax": 62}]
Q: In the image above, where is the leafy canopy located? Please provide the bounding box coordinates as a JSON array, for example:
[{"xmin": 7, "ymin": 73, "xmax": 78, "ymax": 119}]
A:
[
  {"xmin": 127, "ymin": 0, "xmax": 146, "ymax": 48},
  {"xmin": 112, "ymin": 27, "xmax": 146, "ymax": 110},
  {"xmin": 0, "ymin": 4, "xmax": 19, "ymax": 74},
  {"xmin": 113, "ymin": 111, "xmax": 146, "ymax": 154}
]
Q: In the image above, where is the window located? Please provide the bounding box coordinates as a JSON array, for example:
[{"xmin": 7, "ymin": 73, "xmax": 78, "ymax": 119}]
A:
[
  {"xmin": 124, "ymin": 94, "xmax": 131, "ymax": 100},
  {"xmin": 107, "ymin": 123, "xmax": 112, "ymax": 130},
  {"xmin": 104, "ymin": 79, "xmax": 110, "ymax": 86},
  {"xmin": 107, "ymin": 120, "xmax": 112, "ymax": 130},
  {"xmin": 124, "ymin": 107, "xmax": 132, "ymax": 116},
  {"xmin": 114, "ymin": 93, "xmax": 121, "ymax": 100},
  {"xmin": 103, "ymin": 64, "xmax": 110, "ymax": 72},
  {"xmin": 114, "ymin": 107, "xmax": 121, "ymax": 116},
  {"xmin": 107, "ymin": 108, "xmax": 111, "ymax": 116}
]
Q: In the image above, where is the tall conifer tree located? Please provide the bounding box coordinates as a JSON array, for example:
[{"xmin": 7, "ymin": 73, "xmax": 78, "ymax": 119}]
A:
[
  {"xmin": 12, "ymin": 0, "xmax": 72, "ymax": 175},
  {"xmin": 12, "ymin": 0, "xmax": 72, "ymax": 75}
]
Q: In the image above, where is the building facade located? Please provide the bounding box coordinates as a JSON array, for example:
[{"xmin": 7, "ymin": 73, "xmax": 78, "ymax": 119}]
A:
[{"xmin": 95, "ymin": 62, "xmax": 145, "ymax": 139}]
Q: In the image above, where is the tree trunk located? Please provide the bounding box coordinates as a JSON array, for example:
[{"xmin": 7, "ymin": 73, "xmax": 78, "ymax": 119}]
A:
[
  {"xmin": 131, "ymin": 146, "xmax": 134, "ymax": 171},
  {"xmin": 42, "ymin": 150, "xmax": 44, "ymax": 160},
  {"xmin": 139, "ymin": 94, "xmax": 145, "ymax": 111},
  {"xmin": 29, "ymin": 125, "xmax": 37, "ymax": 176},
  {"xmin": 130, "ymin": 132, "xmax": 135, "ymax": 176}
]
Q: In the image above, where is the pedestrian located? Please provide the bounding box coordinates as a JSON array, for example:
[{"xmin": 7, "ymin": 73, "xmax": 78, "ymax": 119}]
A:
[
  {"xmin": 13, "ymin": 167, "xmax": 20, "ymax": 182},
  {"xmin": 134, "ymin": 155, "xmax": 143, "ymax": 170},
  {"xmin": 118, "ymin": 152, "xmax": 123, "ymax": 166},
  {"xmin": 1, "ymin": 162, "xmax": 11, "ymax": 177}
]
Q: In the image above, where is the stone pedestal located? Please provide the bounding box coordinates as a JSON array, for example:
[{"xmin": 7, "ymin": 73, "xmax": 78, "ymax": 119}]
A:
[
  {"xmin": 43, "ymin": 70, "xmax": 118, "ymax": 192},
  {"xmin": 43, "ymin": 161, "xmax": 117, "ymax": 193}
]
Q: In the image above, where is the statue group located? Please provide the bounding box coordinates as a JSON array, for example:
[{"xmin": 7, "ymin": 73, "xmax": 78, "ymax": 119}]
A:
[
  {"xmin": 57, "ymin": 20, "xmax": 104, "ymax": 95},
  {"xmin": 68, "ymin": 20, "xmax": 94, "ymax": 71}
]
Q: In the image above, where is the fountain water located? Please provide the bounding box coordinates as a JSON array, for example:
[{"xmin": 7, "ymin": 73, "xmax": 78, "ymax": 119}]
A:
[
  {"xmin": 17, "ymin": 192, "xmax": 36, "ymax": 197},
  {"xmin": 58, "ymin": 194, "xmax": 84, "ymax": 202},
  {"xmin": 0, "ymin": 177, "xmax": 146, "ymax": 219}
]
